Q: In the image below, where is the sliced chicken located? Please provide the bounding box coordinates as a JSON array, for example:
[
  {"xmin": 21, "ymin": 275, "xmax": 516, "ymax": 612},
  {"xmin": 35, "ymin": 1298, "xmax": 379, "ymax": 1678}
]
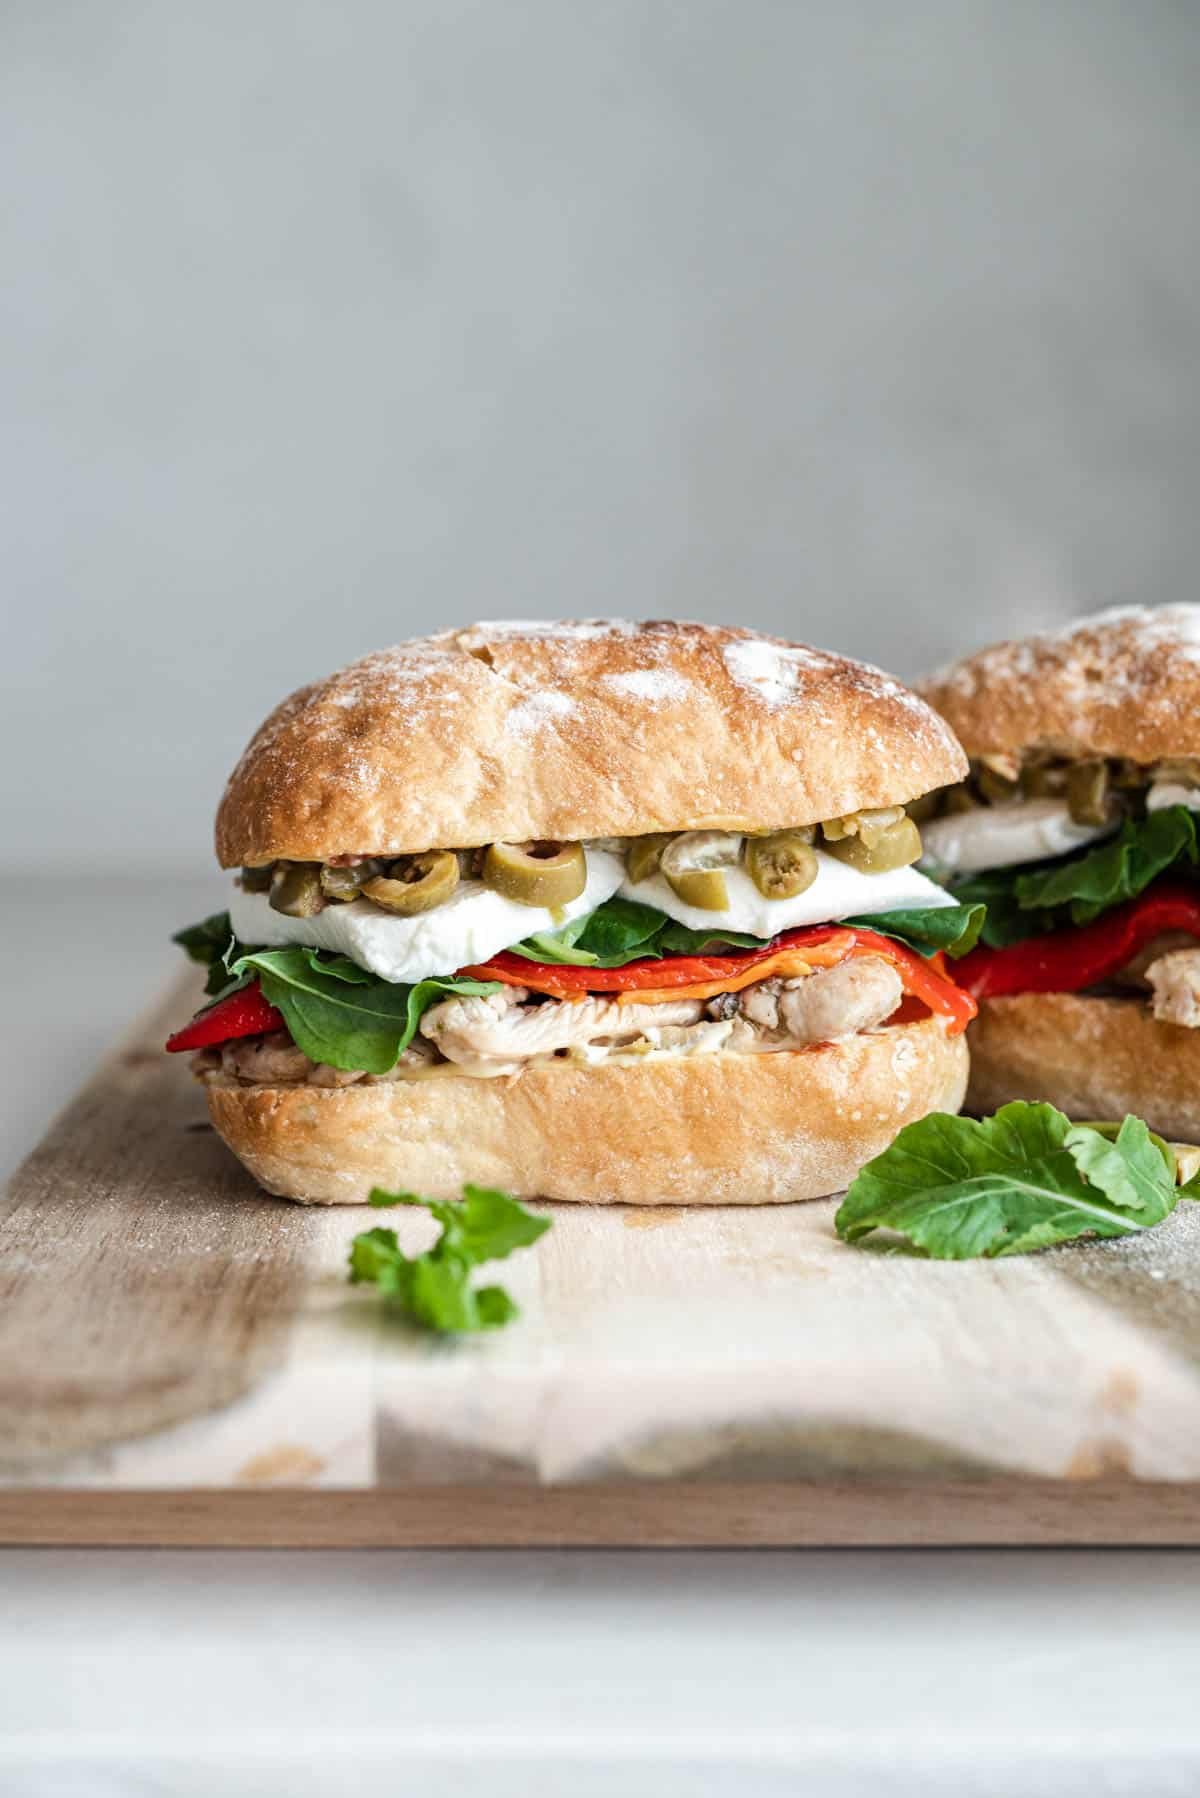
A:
[
  {"xmin": 221, "ymin": 1031, "xmax": 313, "ymax": 1084},
  {"xmin": 419, "ymin": 990, "xmax": 703, "ymax": 1067},
  {"xmin": 738, "ymin": 955, "xmax": 903, "ymax": 1045},
  {"xmin": 1146, "ymin": 949, "xmax": 1200, "ymax": 1028}
]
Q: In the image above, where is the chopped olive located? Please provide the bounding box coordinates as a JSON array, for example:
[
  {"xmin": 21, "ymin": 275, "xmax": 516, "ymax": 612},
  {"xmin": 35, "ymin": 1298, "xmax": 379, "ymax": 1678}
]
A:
[
  {"xmin": 821, "ymin": 807, "xmax": 904, "ymax": 844},
  {"xmin": 975, "ymin": 766, "xmax": 1019, "ymax": 805},
  {"xmin": 905, "ymin": 791, "xmax": 941, "ymax": 825},
  {"xmin": 665, "ymin": 867, "xmax": 730, "ymax": 910},
  {"xmin": 320, "ymin": 864, "xmax": 365, "ymax": 903},
  {"xmin": 1019, "ymin": 759, "xmax": 1067, "ymax": 798},
  {"xmin": 1153, "ymin": 756, "xmax": 1200, "ymax": 786},
  {"xmin": 822, "ymin": 816, "xmax": 922, "ymax": 874},
  {"xmin": 744, "ymin": 831, "xmax": 819, "ymax": 900},
  {"xmin": 1066, "ymin": 758, "xmax": 1111, "ymax": 827},
  {"xmin": 269, "ymin": 863, "xmax": 325, "ymax": 917},
  {"xmin": 483, "ymin": 840, "xmax": 587, "ymax": 908},
  {"xmin": 625, "ymin": 833, "xmax": 676, "ymax": 885},
  {"xmin": 240, "ymin": 864, "xmax": 272, "ymax": 893},
  {"xmin": 363, "ymin": 850, "xmax": 460, "ymax": 915},
  {"xmin": 659, "ymin": 831, "xmax": 740, "ymax": 911},
  {"xmin": 940, "ymin": 784, "xmax": 977, "ymax": 815}
]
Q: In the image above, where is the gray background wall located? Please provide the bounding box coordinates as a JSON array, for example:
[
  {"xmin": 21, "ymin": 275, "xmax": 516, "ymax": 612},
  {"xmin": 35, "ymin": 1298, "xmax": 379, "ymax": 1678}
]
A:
[{"xmin": 4, "ymin": 0, "xmax": 1199, "ymax": 873}]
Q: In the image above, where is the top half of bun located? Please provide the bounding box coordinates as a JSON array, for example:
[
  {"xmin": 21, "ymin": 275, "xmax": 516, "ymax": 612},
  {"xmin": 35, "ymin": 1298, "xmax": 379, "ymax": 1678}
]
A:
[
  {"xmin": 919, "ymin": 604, "xmax": 1200, "ymax": 766},
  {"xmin": 215, "ymin": 620, "xmax": 965, "ymax": 867}
]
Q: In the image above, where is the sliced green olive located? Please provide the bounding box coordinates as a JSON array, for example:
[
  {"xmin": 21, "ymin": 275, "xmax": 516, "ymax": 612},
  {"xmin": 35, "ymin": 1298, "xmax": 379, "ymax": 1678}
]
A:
[
  {"xmin": 240, "ymin": 864, "xmax": 273, "ymax": 893},
  {"xmin": 320, "ymin": 863, "xmax": 365, "ymax": 903},
  {"xmin": 659, "ymin": 831, "xmax": 741, "ymax": 911},
  {"xmin": 269, "ymin": 863, "xmax": 324, "ymax": 917},
  {"xmin": 975, "ymin": 766, "xmax": 1019, "ymax": 805},
  {"xmin": 1019, "ymin": 760, "xmax": 1066, "ymax": 799},
  {"xmin": 905, "ymin": 791, "xmax": 941, "ymax": 825},
  {"xmin": 665, "ymin": 868, "xmax": 728, "ymax": 910},
  {"xmin": 822, "ymin": 816, "xmax": 922, "ymax": 874},
  {"xmin": 941, "ymin": 783, "xmax": 977, "ymax": 815},
  {"xmin": 745, "ymin": 831, "xmax": 819, "ymax": 900},
  {"xmin": 364, "ymin": 850, "xmax": 460, "ymax": 915},
  {"xmin": 483, "ymin": 840, "xmax": 587, "ymax": 908},
  {"xmin": 1154, "ymin": 756, "xmax": 1200, "ymax": 786},
  {"xmin": 625, "ymin": 833, "xmax": 675, "ymax": 885},
  {"xmin": 1066, "ymin": 758, "xmax": 1111, "ymax": 827}
]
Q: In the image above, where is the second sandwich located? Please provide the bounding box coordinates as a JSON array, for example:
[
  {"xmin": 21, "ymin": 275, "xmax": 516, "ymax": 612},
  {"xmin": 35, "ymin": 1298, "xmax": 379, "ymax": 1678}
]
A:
[{"xmin": 920, "ymin": 603, "xmax": 1200, "ymax": 1137}]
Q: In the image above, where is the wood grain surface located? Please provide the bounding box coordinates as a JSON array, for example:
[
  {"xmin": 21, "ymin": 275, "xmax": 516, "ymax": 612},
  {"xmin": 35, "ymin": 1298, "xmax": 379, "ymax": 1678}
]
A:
[{"xmin": 5, "ymin": 972, "xmax": 1200, "ymax": 1545}]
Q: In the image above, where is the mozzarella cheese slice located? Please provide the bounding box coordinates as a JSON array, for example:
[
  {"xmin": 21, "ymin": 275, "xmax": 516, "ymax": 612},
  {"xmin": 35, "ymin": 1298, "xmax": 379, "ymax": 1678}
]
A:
[
  {"xmin": 1147, "ymin": 782, "xmax": 1200, "ymax": 815},
  {"xmin": 919, "ymin": 799, "xmax": 1117, "ymax": 875},
  {"xmin": 228, "ymin": 849, "xmax": 626, "ymax": 985},
  {"xmin": 618, "ymin": 852, "xmax": 954, "ymax": 938}
]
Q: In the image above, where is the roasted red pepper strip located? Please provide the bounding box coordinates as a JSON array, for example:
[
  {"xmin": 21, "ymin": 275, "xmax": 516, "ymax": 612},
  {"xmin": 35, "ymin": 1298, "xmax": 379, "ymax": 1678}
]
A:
[
  {"xmin": 165, "ymin": 980, "xmax": 284, "ymax": 1053},
  {"xmin": 463, "ymin": 925, "xmax": 848, "ymax": 995},
  {"xmin": 956, "ymin": 881, "xmax": 1200, "ymax": 1000},
  {"xmin": 463, "ymin": 925, "xmax": 977, "ymax": 1036}
]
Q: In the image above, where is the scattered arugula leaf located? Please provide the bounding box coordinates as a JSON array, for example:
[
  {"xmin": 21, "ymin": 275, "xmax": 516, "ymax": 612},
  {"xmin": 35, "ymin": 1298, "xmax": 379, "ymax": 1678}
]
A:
[
  {"xmin": 835, "ymin": 1103, "xmax": 1184, "ymax": 1258},
  {"xmin": 952, "ymin": 806, "xmax": 1200, "ymax": 946},
  {"xmin": 225, "ymin": 946, "xmax": 500, "ymax": 1074},
  {"xmin": 348, "ymin": 1185, "xmax": 550, "ymax": 1333}
]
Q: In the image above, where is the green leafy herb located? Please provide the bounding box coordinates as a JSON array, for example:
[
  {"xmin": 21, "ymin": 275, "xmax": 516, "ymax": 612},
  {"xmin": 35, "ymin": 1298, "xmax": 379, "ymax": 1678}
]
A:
[
  {"xmin": 509, "ymin": 895, "xmax": 982, "ymax": 968},
  {"xmin": 173, "ymin": 910, "xmax": 249, "ymax": 995},
  {"xmin": 1016, "ymin": 806, "xmax": 1199, "ymax": 922},
  {"xmin": 844, "ymin": 902, "xmax": 985, "ymax": 959},
  {"xmin": 225, "ymin": 946, "xmax": 500, "ymax": 1074},
  {"xmin": 953, "ymin": 806, "xmax": 1200, "ymax": 946},
  {"xmin": 836, "ymin": 1102, "xmax": 1183, "ymax": 1259},
  {"xmin": 348, "ymin": 1184, "xmax": 551, "ymax": 1333},
  {"xmin": 508, "ymin": 895, "xmax": 760, "ymax": 967}
]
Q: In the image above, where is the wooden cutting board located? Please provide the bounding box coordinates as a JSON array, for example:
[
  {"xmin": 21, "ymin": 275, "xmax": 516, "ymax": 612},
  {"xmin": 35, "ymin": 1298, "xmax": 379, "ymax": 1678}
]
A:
[{"xmin": 5, "ymin": 972, "xmax": 1200, "ymax": 1546}]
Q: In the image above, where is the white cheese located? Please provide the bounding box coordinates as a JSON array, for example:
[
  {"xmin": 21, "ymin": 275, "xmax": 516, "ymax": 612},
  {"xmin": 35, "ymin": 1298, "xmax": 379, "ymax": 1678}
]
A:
[
  {"xmin": 618, "ymin": 852, "xmax": 954, "ymax": 938},
  {"xmin": 919, "ymin": 799, "xmax": 1116, "ymax": 875},
  {"xmin": 1147, "ymin": 782, "xmax": 1200, "ymax": 815},
  {"xmin": 228, "ymin": 849, "xmax": 626, "ymax": 984}
]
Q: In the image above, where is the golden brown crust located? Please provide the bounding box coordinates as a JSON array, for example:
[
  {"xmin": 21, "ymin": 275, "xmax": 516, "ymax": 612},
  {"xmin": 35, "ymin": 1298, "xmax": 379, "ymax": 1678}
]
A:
[
  {"xmin": 204, "ymin": 1019, "xmax": 968, "ymax": 1205},
  {"xmin": 215, "ymin": 620, "xmax": 965, "ymax": 866},
  {"xmin": 919, "ymin": 604, "xmax": 1200, "ymax": 765},
  {"xmin": 967, "ymin": 992, "xmax": 1200, "ymax": 1139}
]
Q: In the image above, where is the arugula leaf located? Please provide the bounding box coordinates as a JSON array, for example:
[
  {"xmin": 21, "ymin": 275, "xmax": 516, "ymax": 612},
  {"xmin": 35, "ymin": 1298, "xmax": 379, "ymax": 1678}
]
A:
[
  {"xmin": 173, "ymin": 911, "xmax": 232, "ymax": 966},
  {"xmin": 508, "ymin": 896, "xmax": 760, "ymax": 968},
  {"xmin": 835, "ymin": 1103, "xmax": 1182, "ymax": 1258},
  {"xmin": 349, "ymin": 1185, "xmax": 550, "ymax": 1334},
  {"xmin": 656, "ymin": 919, "xmax": 764, "ymax": 954},
  {"xmin": 509, "ymin": 894, "xmax": 973, "ymax": 969},
  {"xmin": 172, "ymin": 910, "xmax": 250, "ymax": 995},
  {"xmin": 844, "ymin": 902, "xmax": 985, "ymax": 960},
  {"xmin": 1016, "ymin": 806, "xmax": 1199, "ymax": 923},
  {"xmin": 227, "ymin": 946, "xmax": 500, "ymax": 1074},
  {"xmin": 953, "ymin": 807, "xmax": 1200, "ymax": 945}
]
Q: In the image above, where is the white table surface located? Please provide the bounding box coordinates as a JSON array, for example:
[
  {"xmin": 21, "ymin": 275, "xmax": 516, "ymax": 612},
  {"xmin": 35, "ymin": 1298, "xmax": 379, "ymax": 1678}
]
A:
[{"xmin": 3, "ymin": 877, "xmax": 1200, "ymax": 1797}]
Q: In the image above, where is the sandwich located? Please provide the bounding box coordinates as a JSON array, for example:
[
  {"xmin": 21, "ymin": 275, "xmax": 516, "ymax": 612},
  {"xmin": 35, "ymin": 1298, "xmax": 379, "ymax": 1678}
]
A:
[
  {"xmin": 918, "ymin": 604, "xmax": 1200, "ymax": 1138},
  {"xmin": 166, "ymin": 619, "xmax": 978, "ymax": 1205}
]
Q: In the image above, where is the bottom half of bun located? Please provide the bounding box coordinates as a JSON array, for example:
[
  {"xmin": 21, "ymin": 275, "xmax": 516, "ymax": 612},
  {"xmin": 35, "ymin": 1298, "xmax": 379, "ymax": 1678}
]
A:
[
  {"xmin": 967, "ymin": 992, "xmax": 1200, "ymax": 1140},
  {"xmin": 205, "ymin": 1017, "xmax": 968, "ymax": 1206}
]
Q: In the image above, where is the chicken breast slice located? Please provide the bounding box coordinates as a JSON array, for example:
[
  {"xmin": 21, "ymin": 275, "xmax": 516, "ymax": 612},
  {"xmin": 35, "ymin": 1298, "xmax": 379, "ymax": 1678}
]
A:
[
  {"xmin": 738, "ymin": 955, "xmax": 903, "ymax": 1045},
  {"xmin": 1146, "ymin": 948, "xmax": 1200, "ymax": 1028},
  {"xmin": 419, "ymin": 992, "xmax": 703, "ymax": 1066}
]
